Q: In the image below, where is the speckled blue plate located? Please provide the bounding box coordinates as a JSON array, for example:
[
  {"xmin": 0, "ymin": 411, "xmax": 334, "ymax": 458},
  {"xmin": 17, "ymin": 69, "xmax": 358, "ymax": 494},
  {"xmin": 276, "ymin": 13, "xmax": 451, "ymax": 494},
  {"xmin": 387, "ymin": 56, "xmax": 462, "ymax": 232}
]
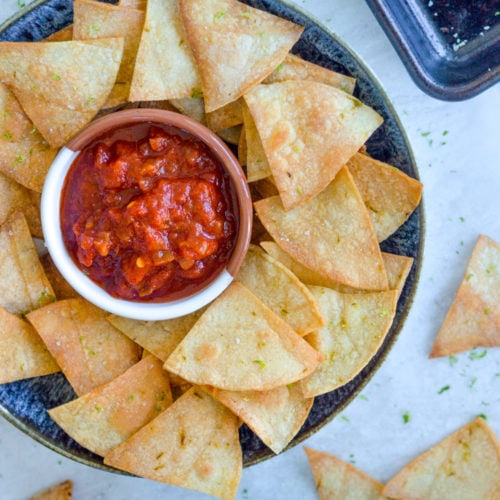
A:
[{"xmin": 0, "ymin": 0, "xmax": 422, "ymax": 471}]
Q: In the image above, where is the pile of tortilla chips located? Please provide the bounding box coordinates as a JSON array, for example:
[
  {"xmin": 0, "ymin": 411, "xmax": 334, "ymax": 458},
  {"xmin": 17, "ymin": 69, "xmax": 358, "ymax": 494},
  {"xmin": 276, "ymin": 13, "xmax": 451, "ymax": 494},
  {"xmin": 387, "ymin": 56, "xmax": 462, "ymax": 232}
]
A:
[{"xmin": 0, "ymin": 0, "xmax": 424, "ymax": 498}]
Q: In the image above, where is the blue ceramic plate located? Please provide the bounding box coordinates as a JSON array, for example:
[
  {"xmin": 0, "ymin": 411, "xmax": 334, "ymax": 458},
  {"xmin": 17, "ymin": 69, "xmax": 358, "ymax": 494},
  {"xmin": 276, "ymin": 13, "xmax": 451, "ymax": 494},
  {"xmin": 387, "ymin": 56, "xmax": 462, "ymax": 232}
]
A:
[{"xmin": 0, "ymin": 0, "xmax": 422, "ymax": 470}]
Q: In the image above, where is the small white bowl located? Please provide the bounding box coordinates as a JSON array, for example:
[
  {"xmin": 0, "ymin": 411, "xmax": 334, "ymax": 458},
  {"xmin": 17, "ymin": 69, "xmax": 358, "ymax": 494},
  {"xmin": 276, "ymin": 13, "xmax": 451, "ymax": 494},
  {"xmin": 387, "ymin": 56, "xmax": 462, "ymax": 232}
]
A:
[{"xmin": 42, "ymin": 109, "xmax": 252, "ymax": 321}]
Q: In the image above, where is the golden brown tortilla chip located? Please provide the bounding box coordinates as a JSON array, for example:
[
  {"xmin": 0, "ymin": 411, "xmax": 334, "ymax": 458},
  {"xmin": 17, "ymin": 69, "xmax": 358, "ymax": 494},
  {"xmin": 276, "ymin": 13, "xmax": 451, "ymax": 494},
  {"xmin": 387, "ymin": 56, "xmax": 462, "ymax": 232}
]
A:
[
  {"xmin": 0, "ymin": 306, "xmax": 59, "ymax": 384},
  {"xmin": 40, "ymin": 254, "xmax": 80, "ymax": 300},
  {"xmin": 244, "ymin": 81, "xmax": 383, "ymax": 209},
  {"xmin": 348, "ymin": 153, "xmax": 423, "ymax": 242},
  {"xmin": 0, "ymin": 82, "xmax": 56, "ymax": 192},
  {"xmin": 204, "ymin": 383, "xmax": 313, "ymax": 454},
  {"xmin": 165, "ymin": 281, "xmax": 321, "ymax": 391},
  {"xmin": 301, "ymin": 287, "xmax": 398, "ymax": 397},
  {"xmin": 49, "ymin": 355, "xmax": 172, "ymax": 456},
  {"xmin": 430, "ymin": 235, "xmax": 500, "ymax": 357},
  {"xmin": 0, "ymin": 211, "xmax": 55, "ymax": 315},
  {"xmin": 237, "ymin": 244, "xmax": 325, "ymax": 335},
  {"xmin": 206, "ymin": 99, "xmax": 243, "ymax": 132},
  {"xmin": 305, "ymin": 447, "xmax": 386, "ymax": 500},
  {"xmin": 0, "ymin": 38, "xmax": 123, "ymax": 148},
  {"xmin": 264, "ymin": 53, "xmax": 356, "ymax": 94},
  {"xmin": 216, "ymin": 124, "xmax": 242, "ymax": 145},
  {"xmin": 104, "ymin": 387, "xmax": 241, "ymax": 500},
  {"xmin": 44, "ymin": 25, "xmax": 73, "ymax": 42},
  {"xmin": 382, "ymin": 253, "xmax": 414, "ymax": 298},
  {"xmin": 179, "ymin": 0, "xmax": 303, "ymax": 111},
  {"xmin": 382, "ymin": 417, "xmax": 500, "ymax": 499},
  {"xmin": 119, "ymin": 0, "xmax": 146, "ymax": 10},
  {"xmin": 26, "ymin": 298, "xmax": 141, "ymax": 396},
  {"xmin": 29, "ymin": 480, "xmax": 73, "ymax": 500},
  {"xmin": 107, "ymin": 307, "xmax": 205, "ymax": 362},
  {"xmin": 169, "ymin": 96, "xmax": 206, "ymax": 123},
  {"xmin": 129, "ymin": 0, "xmax": 201, "ymax": 101},
  {"xmin": 255, "ymin": 167, "xmax": 388, "ymax": 290}
]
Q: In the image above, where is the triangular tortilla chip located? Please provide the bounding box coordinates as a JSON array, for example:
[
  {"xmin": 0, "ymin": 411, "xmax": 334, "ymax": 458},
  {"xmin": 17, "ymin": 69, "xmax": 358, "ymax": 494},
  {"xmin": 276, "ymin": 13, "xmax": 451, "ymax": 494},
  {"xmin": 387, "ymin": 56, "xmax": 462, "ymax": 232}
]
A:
[
  {"xmin": 44, "ymin": 25, "xmax": 74, "ymax": 42},
  {"xmin": 49, "ymin": 355, "xmax": 172, "ymax": 456},
  {"xmin": 254, "ymin": 167, "xmax": 388, "ymax": 290},
  {"xmin": 264, "ymin": 53, "xmax": 356, "ymax": 94},
  {"xmin": 0, "ymin": 211, "xmax": 55, "ymax": 315},
  {"xmin": 430, "ymin": 235, "xmax": 500, "ymax": 357},
  {"xmin": 29, "ymin": 480, "xmax": 73, "ymax": 500},
  {"xmin": 0, "ymin": 306, "xmax": 59, "ymax": 384},
  {"xmin": 0, "ymin": 38, "xmax": 123, "ymax": 147},
  {"xmin": 301, "ymin": 287, "xmax": 398, "ymax": 397},
  {"xmin": 73, "ymin": 0, "xmax": 145, "ymax": 108},
  {"xmin": 26, "ymin": 298, "xmax": 141, "ymax": 396},
  {"xmin": 237, "ymin": 244, "xmax": 325, "ymax": 335},
  {"xmin": 206, "ymin": 99, "xmax": 243, "ymax": 132},
  {"xmin": 382, "ymin": 418, "xmax": 500, "ymax": 499},
  {"xmin": 129, "ymin": 0, "xmax": 201, "ymax": 101},
  {"xmin": 119, "ymin": 0, "xmax": 146, "ymax": 10},
  {"xmin": 107, "ymin": 307, "xmax": 205, "ymax": 362},
  {"xmin": 165, "ymin": 281, "xmax": 321, "ymax": 391},
  {"xmin": 104, "ymin": 387, "xmax": 241, "ymax": 500},
  {"xmin": 244, "ymin": 81, "xmax": 383, "ymax": 209},
  {"xmin": 179, "ymin": 0, "xmax": 303, "ymax": 111},
  {"xmin": 304, "ymin": 447, "xmax": 386, "ymax": 500},
  {"xmin": 0, "ymin": 82, "xmax": 56, "ymax": 192},
  {"xmin": 203, "ymin": 383, "xmax": 313, "ymax": 454},
  {"xmin": 169, "ymin": 96, "xmax": 206, "ymax": 124},
  {"xmin": 348, "ymin": 153, "xmax": 423, "ymax": 242},
  {"xmin": 40, "ymin": 254, "xmax": 80, "ymax": 300}
]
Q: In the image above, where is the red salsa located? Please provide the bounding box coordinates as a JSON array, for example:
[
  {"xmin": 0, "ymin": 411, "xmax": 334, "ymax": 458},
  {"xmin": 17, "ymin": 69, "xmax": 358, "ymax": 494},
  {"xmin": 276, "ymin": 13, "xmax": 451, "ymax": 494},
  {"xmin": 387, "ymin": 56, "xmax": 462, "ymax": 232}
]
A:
[{"xmin": 61, "ymin": 122, "xmax": 238, "ymax": 301}]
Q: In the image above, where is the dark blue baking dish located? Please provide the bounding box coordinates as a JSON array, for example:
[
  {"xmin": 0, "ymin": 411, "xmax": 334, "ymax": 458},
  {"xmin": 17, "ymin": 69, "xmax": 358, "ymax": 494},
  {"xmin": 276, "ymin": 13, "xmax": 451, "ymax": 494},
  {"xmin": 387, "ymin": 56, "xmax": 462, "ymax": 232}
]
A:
[{"xmin": 365, "ymin": 0, "xmax": 500, "ymax": 101}]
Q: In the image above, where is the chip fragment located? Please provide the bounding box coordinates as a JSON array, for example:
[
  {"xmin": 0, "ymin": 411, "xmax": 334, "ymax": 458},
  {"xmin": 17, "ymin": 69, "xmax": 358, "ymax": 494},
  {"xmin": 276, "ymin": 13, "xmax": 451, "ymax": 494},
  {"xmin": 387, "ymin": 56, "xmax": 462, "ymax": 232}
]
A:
[{"xmin": 28, "ymin": 480, "xmax": 73, "ymax": 500}]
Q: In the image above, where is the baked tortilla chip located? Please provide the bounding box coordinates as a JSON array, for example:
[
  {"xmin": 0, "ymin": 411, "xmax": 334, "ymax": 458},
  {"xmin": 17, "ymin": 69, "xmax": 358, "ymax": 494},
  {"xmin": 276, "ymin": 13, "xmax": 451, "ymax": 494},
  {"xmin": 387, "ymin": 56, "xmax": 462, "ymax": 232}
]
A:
[
  {"xmin": 104, "ymin": 387, "xmax": 241, "ymax": 500},
  {"xmin": 129, "ymin": 0, "xmax": 201, "ymax": 101},
  {"xmin": 0, "ymin": 82, "xmax": 56, "ymax": 192},
  {"xmin": 29, "ymin": 480, "xmax": 73, "ymax": 500},
  {"xmin": 301, "ymin": 287, "xmax": 398, "ymax": 397},
  {"xmin": 304, "ymin": 447, "xmax": 386, "ymax": 500},
  {"xmin": 237, "ymin": 244, "xmax": 325, "ymax": 335},
  {"xmin": 206, "ymin": 99, "xmax": 243, "ymax": 132},
  {"xmin": 49, "ymin": 355, "xmax": 172, "ymax": 456},
  {"xmin": 382, "ymin": 417, "xmax": 500, "ymax": 499},
  {"xmin": 107, "ymin": 307, "xmax": 205, "ymax": 362},
  {"xmin": 119, "ymin": 0, "xmax": 146, "ymax": 10},
  {"xmin": 73, "ymin": 0, "xmax": 145, "ymax": 107},
  {"xmin": 254, "ymin": 167, "xmax": 388, "ymax": 290},
  {"xmin": 40, "ymin": 254, "xmax": 80, "ymax": 300},
  {"xmin": 430, "ymin": 235, "xmax": 500, "ymax": 357},
  {"xmin": 244, "ymin": 81, "xmax": 383, "ymax": 209},
  {"xmin": 216, "ymin": 124, "xmax": 242, "ymax": 145},
  {"xmin": 165, "ymin": 282, "xmax": 321, "ymax": 391},
  {"xmin": 44, "ymin": 25, "xmax": 73, "ymax": 42},
  {"xmin": 179, "ymin": 0, "xmax": 303, "ymax": 111},
  {"xmin": 26, "ymin": 298, "xmax": 141, "ymax": 396},
  {"xmin": 169, "ymin": 96, "xmax": 206, "ymax": 124},
  {"xmin": 0, "ymin": 38, "xmax": 123, "ymax": 148},
  {"xmin": 0, "ymin": 211, "xmax": 55, "ymax": 315},
  {"xmin": 348, "ymin": 153, "xmax": 423, "ymax": 242},
  {"xmin": 264, "ymin": 53, "xmax": 356, "ymax": 94},
  {"xmin": 203, "ymin": 383, "xmax": 313, "ymax": 454},
  {"xmin": 0, "ymin": 306, "xmax": 59, "ymax": 384}
]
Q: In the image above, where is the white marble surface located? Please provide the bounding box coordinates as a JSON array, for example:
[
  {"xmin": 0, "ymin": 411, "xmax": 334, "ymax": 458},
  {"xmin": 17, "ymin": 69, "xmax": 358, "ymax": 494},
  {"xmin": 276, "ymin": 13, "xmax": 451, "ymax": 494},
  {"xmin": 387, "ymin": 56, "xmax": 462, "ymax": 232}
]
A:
[{"xmin": 0, "ymin": 0, "xmax": 499, "ymax": 499}]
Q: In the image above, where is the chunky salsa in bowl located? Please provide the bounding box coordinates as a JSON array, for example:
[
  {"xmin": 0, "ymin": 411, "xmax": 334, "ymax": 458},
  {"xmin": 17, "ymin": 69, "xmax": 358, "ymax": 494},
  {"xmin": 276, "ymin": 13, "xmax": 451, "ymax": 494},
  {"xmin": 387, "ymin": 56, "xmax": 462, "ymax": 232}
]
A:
[{"xmin": 42, "ymin": 109, "xmax": 252, "ymax": 320}]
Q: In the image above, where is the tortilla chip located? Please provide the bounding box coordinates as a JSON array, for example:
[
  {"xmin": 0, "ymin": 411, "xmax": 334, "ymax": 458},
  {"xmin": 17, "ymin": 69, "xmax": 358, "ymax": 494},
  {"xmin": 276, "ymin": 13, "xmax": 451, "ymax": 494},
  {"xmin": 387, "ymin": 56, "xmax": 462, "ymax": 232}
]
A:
[
  {"xmin": 179, "ymin": 0, "xmax": 303, "ymax": 112},
  {"xmin": 203, "ymin": 383, "xmax": 313, "ymax": 454},
  {"xmin": 165, "ymin": 281, "xmax": 321, "ymax": 391},
  {"xmin": 0, "ymin": 82, "xmax": 56, "ymax": 192},
  {"xmin": 40, "ymin": 254, "xmax": 80, "ymax": 300},
  {"xmin": 382, "ymin": 417, "xmax": 500, "ymax": 499},
  {"xmin": 107, "ymin": 307, "xmax": 205, "ymax": 362},
  {"xmin": 237, "ymin": 244, "xmax": 325, "ymax": 335},
  {"xmin": 244, "ymin": 81, "xmax": 383, "ymax": 209},
  {"xmin": 129, "ymin": 0, "xmax": 201, "ymax": 101},
  {"xmin": 44, "ymin": 25, "xmax": 74, "ymax": 42},
  {"xmin": 73, "ymin": 0, "xmax": 145, "ymax": 108},
  {"xmin": 0, "ymin": 172, "xmax": 42, "ymax": 238},
  {"xmin": 348, "ymin": 153, "xmax": 423, "ymax": 242},
  {"xmin": 0, "ymin": 306, "xmax": 59, "ymax": 384},
  {"xmin": 0, "ymin": 211, "xmax": 55, "ymax": 315},
  {"xmin": 169, "ymin": 96, "xmax": 206, "ymax": 123},
  {"xmin": 206, "ymin": 99, "xmax": 243, "ymax": 132},
  {"xmin": 430, "ymin": 235, "xmax": 500, "ymax": 357},
  {"xmin": 304, "ymin": 447, "xmax": 385, "ymax": 500},
  {"xmin": 216, "ymin": 124, "xmax": 242, "ymax": 145},
  {"xmin": 26, "ymin": 298, "xmax": 141, "ymax": 396},
  {"xmin": 49, "ymin": 355, "xmax": 172, "ymax": 456},
  {"xmin": 238, "ymin": 122, "xmax": 247, "ymax": 165},
  {"xmin": 301, "ymin": 287, "xmax": 398, "ymax": 397},
  {"xmin": 104, "ymin": 387, "xmax": 241, "ymax": 500},
  {"xmin": 264, "ymin": 53, "xmax": 356, "ymax": 94},
  {"xmin": 0, "ymin": 38, "xmax": 124, "ymax": 148},
  {"xmin": 29, "ymin": 480, "xmax": 73, "ymax": 500},
  {"xmin": 119, "ymin": 0, "xmax": 147, "ymax": 10},
  {"xmin": 382, "ymin": 253, "xmax": 414, "ymax": 298},
  {"xmin": 255, "ymin": 167, "xmax": 388, "ymax": 290}
]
